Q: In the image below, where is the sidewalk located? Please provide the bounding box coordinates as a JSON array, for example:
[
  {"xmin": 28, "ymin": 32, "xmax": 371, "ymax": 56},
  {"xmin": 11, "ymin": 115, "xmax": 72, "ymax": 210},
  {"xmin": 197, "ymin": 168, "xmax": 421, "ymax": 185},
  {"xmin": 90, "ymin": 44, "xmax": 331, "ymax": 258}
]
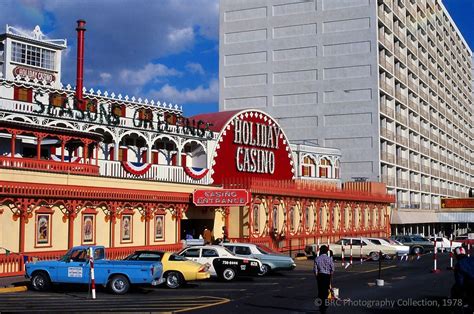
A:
[{"xmin": 0, "ymin": 275, "xmax": 28, "ymax": 288}]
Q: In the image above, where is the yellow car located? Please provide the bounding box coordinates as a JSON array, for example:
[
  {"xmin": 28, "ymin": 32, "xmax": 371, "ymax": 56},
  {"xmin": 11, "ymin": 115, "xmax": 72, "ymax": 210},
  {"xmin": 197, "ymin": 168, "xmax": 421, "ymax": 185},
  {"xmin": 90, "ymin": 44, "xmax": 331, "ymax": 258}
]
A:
[{"xmin": 124, "ymin": 250, "xmax": 210, "ymax": 288}]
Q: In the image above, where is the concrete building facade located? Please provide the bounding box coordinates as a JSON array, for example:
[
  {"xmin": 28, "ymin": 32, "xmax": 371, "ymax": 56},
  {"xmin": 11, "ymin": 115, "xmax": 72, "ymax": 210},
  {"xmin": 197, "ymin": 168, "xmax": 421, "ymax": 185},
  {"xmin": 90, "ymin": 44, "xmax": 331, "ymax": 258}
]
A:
[{"xmin": 220, "ymin": 0, "xmax": 474, "ymax": 230}]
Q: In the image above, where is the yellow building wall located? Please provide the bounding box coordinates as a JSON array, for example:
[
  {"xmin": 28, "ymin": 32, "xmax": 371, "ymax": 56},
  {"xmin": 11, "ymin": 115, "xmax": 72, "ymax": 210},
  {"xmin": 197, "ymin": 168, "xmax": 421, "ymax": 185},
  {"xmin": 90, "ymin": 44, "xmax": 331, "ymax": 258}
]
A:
[
  {"xmin": 23, "ymin": 207, "xmax": 68, "ymax": 252},
  {"xmin": 0, "ymin": 207, "xmax": 19, "ymax": 253},
  {"xmin": 227, "ymin": 206, "xmax": 241, "ymax": 238}
]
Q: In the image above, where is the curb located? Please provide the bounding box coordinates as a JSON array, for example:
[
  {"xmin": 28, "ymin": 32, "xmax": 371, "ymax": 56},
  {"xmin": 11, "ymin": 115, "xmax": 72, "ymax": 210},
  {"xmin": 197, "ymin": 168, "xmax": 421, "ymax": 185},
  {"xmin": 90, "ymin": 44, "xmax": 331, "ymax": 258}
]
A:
[
  {"xmin": 295, "ymin": 256, "xmax": 308, "ymax": 261},
  {"xmin": 0, "ymin": 286, "xmax": 28, "ymax": 294}
]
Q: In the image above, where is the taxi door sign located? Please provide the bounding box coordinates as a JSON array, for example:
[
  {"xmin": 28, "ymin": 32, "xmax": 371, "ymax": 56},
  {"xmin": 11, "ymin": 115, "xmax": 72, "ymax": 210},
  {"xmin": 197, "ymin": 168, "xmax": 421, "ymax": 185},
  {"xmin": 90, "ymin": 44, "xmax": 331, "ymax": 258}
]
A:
[
  {"xmin": 68, "ymin": 267, "xmax": 83, "ymax": 278},
  {"xmin": 193, "ymin": 189, "xmax": 250, "ymax": 206}
]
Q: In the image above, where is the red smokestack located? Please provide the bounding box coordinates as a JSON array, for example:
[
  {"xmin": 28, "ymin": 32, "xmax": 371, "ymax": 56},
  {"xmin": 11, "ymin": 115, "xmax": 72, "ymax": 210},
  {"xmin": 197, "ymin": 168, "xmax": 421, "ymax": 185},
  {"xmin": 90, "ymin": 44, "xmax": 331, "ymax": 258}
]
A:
[{"xmin": 75, "ymin": 20, "xmax": 86, "ymax": 110}]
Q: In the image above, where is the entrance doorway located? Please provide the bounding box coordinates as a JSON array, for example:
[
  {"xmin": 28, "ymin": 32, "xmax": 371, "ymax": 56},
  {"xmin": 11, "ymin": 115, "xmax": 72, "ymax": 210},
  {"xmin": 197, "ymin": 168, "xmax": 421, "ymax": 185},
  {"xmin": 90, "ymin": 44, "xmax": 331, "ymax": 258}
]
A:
[{"xmin": 181, "ymin": 219, "xmax": 214, "ymax": 241}]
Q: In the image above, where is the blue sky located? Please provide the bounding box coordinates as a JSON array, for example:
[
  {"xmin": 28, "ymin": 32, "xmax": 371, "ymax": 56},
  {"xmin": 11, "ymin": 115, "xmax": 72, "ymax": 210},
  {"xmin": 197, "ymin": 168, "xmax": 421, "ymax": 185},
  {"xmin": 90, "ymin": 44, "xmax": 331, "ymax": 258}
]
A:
[{"xmin": 0, "ymin": 0, "xmax": 472, "ymax": 117}]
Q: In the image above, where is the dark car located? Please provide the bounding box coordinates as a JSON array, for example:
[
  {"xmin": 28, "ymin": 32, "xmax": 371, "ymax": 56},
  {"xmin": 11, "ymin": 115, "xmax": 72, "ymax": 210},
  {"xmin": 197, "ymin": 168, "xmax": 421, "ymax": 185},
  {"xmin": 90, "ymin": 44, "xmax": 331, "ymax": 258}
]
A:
[{"xmin": 393, "ymin": 235, "xmax": 434, "ymax": 255}]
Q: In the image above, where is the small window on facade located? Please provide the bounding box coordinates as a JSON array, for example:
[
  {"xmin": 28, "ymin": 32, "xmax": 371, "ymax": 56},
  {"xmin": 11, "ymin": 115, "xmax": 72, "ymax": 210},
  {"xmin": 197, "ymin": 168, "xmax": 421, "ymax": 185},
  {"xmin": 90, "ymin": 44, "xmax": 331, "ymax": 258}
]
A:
[
  {"xmin": 289, "ymin": 207, "xmax": 295, "ymax": 232},
  {"xmin": 14, "ymin": 87, "xmax": 32, "ymax": 102},
  {"xmin": 112, "ymin": 104, "xmax": 126, "ymax": 117},
  {"xmin": 302, "ymin": 156, "xmax": 316, "ymax": 177},
  {"xmin": 139, "ymin": 108, "xmax": 153, "ymax": 121},
  {"xmin": 85, "ymin": 99, "xmax": 97, "ymax": 113},
  {"xmin": 49, "ymin": 93, "xmax": 66, "ymax": 107},
  {"xmin": 202, "ymin": 249, "xmax": 218, "ymax": 257},
  {"xmin": 319, "ymin": 158, "xmax": 331, "ymax": 178}
]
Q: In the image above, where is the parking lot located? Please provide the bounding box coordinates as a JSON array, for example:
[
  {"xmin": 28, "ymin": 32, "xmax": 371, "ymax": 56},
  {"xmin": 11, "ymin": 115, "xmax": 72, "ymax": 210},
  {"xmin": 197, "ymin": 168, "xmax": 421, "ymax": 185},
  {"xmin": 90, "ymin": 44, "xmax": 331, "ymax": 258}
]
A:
[{"xmin": 0, "ymin": 253, "xmax": 462, "ymax": 313}]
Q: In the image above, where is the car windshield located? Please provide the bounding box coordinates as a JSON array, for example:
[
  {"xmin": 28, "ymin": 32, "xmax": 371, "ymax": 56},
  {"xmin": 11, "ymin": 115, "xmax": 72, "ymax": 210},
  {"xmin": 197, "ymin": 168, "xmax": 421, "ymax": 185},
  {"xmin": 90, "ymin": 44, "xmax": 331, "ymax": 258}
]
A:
[
  {"xmin": 412, "ymin": 236, "xmax": 429, "ymax": 242},
  {"xmin": 256, "ymin": 245, "xmax": 277, "ymax": 254},
  {"xmin": 124, "ymin": 251, "xmax": 163, "ymax": 261}
]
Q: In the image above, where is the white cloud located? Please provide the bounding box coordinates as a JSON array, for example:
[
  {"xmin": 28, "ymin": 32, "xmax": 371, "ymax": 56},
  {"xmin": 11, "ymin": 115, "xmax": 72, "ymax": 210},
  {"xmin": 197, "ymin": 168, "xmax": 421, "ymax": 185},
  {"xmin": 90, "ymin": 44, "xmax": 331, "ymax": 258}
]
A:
[
  {"xmin": 185, "ymin": 62, "xmax": 205, "ymax": 75},
  {"xmin": 150, "ymin": 78, "xmax": 218, "ymax": 104},
  {"xmin": 119, "ymin": 63, "xmax": 181, "ymax": 86},
  {"xmin": 167, "ymin": 27, "xmax": 195, "ymax": 51},
  {"xmin": 99, "ymin": 72, "xmax": 112, "ymax": 82}
]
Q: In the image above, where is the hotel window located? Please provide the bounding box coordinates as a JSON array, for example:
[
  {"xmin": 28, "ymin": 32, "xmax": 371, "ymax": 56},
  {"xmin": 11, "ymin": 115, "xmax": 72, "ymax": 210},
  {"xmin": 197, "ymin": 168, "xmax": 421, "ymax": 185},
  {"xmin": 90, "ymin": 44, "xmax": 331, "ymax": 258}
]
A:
[
  {"xmin": 319, "ymin": 158, "xmax": 332, "ymax": 178},
  {"xmin": 301, "ymin": 155, "xmax": 316, "ymax": 177},
  {"xmin": 11, "ymin": 42, "xmax": 55, "ymax": 70},
  {"xmin": 13, "ymin": 86, "xmax": 32, "ymax": 102}
]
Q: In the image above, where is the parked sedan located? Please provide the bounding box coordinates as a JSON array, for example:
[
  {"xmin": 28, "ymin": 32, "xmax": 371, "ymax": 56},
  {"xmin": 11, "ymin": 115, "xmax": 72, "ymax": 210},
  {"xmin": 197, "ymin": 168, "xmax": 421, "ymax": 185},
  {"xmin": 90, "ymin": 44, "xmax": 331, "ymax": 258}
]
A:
[
  {"xmin": 368, "ymin": 238, "xmax": 410, "ymax": 256},
  {"xmin": 223, "ymin": 243, "xmax": 296, "ymax": 275},
  {"xmin": 427, "ymin": 236, "xmax": 463, "ymax": 252},
  {"xmin": 177, "ymin": 245, "xmax": 262, "ymax": 281},
  {"xmin": 306, "ymin": 237, "xmax": 397, "ymax": 260},
  {"xmin": 393, "ymin": 235, "xmax": 434, "ymax": 255},
  {"xmin": 124, "ymin": 251, "xmax": 210, "ymax": 288}
]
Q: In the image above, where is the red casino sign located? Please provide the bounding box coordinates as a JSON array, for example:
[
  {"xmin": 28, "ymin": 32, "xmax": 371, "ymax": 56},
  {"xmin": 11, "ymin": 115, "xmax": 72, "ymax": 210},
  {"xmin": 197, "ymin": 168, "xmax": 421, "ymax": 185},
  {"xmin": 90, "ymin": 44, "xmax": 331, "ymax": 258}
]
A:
[
  {"xmin": 193, "ymin": 189, "xmax": 250, "ymax": 206},
  {"xmin": 207, "ymin": 110, "xmax": 295, "ymax": 184}
]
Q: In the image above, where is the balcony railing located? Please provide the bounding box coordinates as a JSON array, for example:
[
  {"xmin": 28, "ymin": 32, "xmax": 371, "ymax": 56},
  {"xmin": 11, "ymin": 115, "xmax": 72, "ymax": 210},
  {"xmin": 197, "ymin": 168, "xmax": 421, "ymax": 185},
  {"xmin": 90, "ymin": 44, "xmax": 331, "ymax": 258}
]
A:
[
  {"xmin": 381, "ymin": 151, "xmax": 395, "ymax": 164},
  {"xmin": 381, "ymin": 103, "xmax": 395, "ymax": 118},
  {"xmin": 395, "ymin": 90, "xmax": 407, "ymax": 104},
  {"xmin": 380, "ymin": 80, "xmax": 394, "ymax": 95},
  {"xmin": 396, "ymin": 156, "xmax": 409, "ymax": 167},
  {"xmin": 381, "ymin": 175, "xmax": 396, "ymax": 186},
  {"xmin": 411, "ymin": 182, "xmax": 421, "ymax": 190},
  {"xmin": 421, "ymin": 202, "xmax": 431, "ymax": 209},
  {"xmin": 408, "ymin": 119, "xmax": 420, "ymax": 131},
  {"xmin": 410, "ymin": 161, "xmax": 420, "ymax": 171},
  {"xmin": 380, "ymin": 128, "xmax": 395, "ymax": 141},
  {"xmin": 421, "ymin": 164, "xmax": 430, "ymax": 173},
  {"xmin": 98, "ymin": 160, "xmax": 211, "ymax": 185},
  {"xmin": 380, "ymin": 57, "xmax": 394, "ymax": 73},
  {"xmin": 396, "ymin": 112, "xmax": 408, "ymax": 125},
  {"xmin": 0, "ymin": 156, "xmax": 100, "ymax": 176},
  {"xmin": 396, "ymin": 134, "xmax": 408, "ymax": 146},
  {"xmin": 397, "ymin": 178, "xmax": 409, "ymax": 189}
]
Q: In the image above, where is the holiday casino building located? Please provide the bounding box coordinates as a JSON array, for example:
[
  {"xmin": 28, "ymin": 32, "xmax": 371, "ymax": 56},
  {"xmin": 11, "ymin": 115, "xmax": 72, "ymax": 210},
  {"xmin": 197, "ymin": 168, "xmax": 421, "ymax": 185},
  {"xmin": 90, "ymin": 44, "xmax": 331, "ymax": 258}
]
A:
[{"xmin": 0, "ymin": 22, "xmax": 393, "ymax": 276}]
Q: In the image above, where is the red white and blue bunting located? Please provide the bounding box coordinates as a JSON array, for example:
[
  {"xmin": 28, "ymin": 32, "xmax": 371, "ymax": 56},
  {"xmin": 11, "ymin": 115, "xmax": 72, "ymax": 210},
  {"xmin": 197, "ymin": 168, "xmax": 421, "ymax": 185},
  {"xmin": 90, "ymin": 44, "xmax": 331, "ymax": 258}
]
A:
[
  {"xmin": 121, "ymin": 161, "xmax": 152, "ymax": 176},
  {"xmin": 184, "ymin": 166, "xmax": 209, "ymax": 180},
  {"xmin": 51, "ymin": 155, "xmax": 82, "ymax": 163}
]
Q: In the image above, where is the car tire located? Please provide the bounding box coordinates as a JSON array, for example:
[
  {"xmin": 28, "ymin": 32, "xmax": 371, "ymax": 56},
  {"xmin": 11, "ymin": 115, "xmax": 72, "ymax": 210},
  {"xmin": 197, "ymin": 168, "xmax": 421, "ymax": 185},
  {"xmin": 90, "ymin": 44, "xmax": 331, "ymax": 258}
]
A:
[
  {"xmin": 31, "ymin": 271, "xmax": 51, "ymax": 292},
  {"xmin": 220, "ymin": 267, "xmax": 237, "ymax": 281},
  {"xmin": 412, "ymin": 247, "xmax": 423, "ymax": 255},
  {"xmin": 369, "ymin": 252, "xmax": 380, "ymax": 261},
  {"xmin": 165, "ymin": 271, "xmax": 183, "ymax": 289},
  {"xmin": 108, "ymin": 274, "xmax": 130, "ymax": 295},
  {"xmin": 258, "ymin": 264, "xmax": 271, "ymax": 276}
]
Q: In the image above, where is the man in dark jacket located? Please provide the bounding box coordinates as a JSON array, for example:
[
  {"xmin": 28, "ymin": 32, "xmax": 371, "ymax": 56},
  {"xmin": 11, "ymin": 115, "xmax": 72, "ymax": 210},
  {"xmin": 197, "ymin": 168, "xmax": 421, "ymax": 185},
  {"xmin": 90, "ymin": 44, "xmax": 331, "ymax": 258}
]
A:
[
  {"xmin": 314, "ymin": 245, "xmax": 335, "ymax": 313},
  {"xmin": 453, "ymin": 247, "xmax": 474, "ymax": 310}
]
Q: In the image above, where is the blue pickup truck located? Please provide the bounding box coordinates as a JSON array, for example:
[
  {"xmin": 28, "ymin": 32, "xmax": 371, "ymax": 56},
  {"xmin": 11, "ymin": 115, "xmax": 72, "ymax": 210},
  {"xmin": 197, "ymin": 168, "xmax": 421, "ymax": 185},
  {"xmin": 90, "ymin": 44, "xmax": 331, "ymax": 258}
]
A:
[{"xmin": 25, "ymin": 246, "xmax": 163, "ymax": 294}]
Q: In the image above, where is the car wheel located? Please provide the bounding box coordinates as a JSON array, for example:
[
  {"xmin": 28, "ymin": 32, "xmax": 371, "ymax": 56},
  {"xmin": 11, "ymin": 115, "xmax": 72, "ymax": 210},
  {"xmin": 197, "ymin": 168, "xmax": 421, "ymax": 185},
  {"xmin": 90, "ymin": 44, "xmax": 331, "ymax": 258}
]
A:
[
  {"xmin": 258, "ymin": 264, "xmax": 271, "ymax": 276},
  {"xmin": 412, "ymin": 247, "xmax": 423, "ymax": 255},
  {"xmin": 221, "ymin": 267, "xmax": 237, "ymax": 281},
  {"xmin": 31, "ymin": 271, "xmax": 51, "ymax": 292},
  {"xmin": 369, "ymin": 252, "xmax": 380, "ymax": 261},
  {"xmin": 165, "ymin": 271, "xmax": 183, "ymax": 289},
  {"xmin": 108, "ymin": 275, "xmax": 130, "ymax": 295}
]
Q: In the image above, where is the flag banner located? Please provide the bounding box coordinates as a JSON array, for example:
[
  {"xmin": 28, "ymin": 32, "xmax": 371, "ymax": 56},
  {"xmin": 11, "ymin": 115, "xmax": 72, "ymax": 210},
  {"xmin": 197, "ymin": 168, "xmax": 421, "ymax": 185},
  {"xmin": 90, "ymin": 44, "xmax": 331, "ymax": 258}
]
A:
[
  {"xmin": 51, "ymin": 155, "xmax": 82, "ymax": 163},
  {"xmin": 121, "ymin": 161, "xmax": 152, "ymax": 176},
  {"xmin": 184, "ymin": 166, "xmax": 208, "ymax": 180}
]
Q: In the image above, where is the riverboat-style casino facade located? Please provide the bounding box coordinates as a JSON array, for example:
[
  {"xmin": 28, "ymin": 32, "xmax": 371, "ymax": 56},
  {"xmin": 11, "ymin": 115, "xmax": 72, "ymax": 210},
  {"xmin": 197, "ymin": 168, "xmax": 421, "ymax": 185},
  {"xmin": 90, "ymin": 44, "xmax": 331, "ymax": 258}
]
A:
[{"xmin": 0, "ymin": 22, "xmax": 394, "ymax": 276}]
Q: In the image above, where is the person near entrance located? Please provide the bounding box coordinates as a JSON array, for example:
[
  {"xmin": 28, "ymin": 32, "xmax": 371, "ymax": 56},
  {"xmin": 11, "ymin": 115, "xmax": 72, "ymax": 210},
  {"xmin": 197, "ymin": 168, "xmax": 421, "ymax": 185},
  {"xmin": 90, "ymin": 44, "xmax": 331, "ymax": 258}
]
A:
[{"xmin": 203, "ymin": 226, "xmax": 213, "ymax": 244}]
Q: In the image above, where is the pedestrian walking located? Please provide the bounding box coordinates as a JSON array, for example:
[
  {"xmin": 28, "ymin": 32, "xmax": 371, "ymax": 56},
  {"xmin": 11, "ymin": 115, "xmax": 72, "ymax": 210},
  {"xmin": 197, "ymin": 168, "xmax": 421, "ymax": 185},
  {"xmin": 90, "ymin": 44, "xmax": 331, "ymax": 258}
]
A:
[{"xmin": 314, "ymin": 245, "xmax": 334, "ymax": 314}]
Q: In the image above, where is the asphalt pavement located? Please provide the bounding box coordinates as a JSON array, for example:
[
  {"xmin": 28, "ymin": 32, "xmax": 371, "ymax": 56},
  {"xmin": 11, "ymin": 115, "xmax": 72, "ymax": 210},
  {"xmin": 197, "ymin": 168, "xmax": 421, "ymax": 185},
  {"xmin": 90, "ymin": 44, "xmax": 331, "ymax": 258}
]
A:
[{"xmin": 0, "ymin": 253, "xmax": 465, "ymax": 313}]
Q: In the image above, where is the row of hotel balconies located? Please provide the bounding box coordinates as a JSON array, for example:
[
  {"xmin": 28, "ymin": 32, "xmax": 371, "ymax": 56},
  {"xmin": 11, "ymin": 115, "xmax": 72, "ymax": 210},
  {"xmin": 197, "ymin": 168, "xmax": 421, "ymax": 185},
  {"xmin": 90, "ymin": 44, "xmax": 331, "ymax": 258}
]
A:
[
  {"xmin": 378, "ymin": 52, "xmax": 472, "ymax": 132},
  {"xmin": 379, "ymin": 0, "xmax": 472, "ymax": 89},
  {"xmin": 380, "ymin": 130, "xmax": 473, "ymax": 175},
  {"xmin": 381, "ymin": 173, "xmax": 469, "ymax": 199},
  {"xmin": 381, "ymin": 152, "xmax": 470, "ymax": 188},
  {"xmin": 379, "ymin": 101, "xmax": 473, "ymax": 164}
]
